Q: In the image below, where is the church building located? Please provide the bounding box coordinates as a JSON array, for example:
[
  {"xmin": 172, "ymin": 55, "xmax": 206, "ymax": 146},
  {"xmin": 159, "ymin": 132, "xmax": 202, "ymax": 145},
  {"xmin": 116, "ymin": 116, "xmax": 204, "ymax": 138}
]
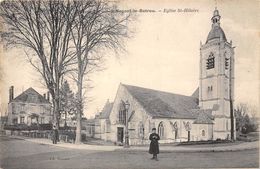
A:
[{"xmin": 95, "ymin": 8, "xmax": 236, "ymax": 145}]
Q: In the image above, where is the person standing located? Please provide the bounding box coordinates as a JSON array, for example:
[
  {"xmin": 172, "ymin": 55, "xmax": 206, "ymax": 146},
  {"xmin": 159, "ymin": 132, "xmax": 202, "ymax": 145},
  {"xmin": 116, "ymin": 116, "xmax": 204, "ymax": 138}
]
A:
[
  {"xmin": 52, "ymin": 125, "xmax": 59, "ymax": 144},
  {"xmin": 52, "ymin": 126, "xmax": 57, "ymax": 144},
  {"xmin": 149, "ymin": 128, "xmax": 160, "ymax": 161}
]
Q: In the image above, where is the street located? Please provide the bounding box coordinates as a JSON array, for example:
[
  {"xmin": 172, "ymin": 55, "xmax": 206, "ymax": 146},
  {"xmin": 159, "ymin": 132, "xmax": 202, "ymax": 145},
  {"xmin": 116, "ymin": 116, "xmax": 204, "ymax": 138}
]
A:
[{"xmin": 0, "ymin": 135, "xmax": 259, "ymax": 169}]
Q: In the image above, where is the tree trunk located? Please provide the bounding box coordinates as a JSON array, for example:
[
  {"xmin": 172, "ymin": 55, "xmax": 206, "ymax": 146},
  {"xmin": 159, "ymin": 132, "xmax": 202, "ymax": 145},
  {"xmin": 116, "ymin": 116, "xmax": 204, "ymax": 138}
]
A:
[
  {"xmin": 64, "ymin": 112, "xmax": 67, "ymax": 128},
  {"xmin": 53, "ymin": 98, "xmax": 60, "ymax": 128},
  {"xmin": 49, "ymin": 87, "xmax": 60, "ymax": 129},
  {"xmin": 75, "ymin": 74, "xmax": 83, "ymax": 144}
]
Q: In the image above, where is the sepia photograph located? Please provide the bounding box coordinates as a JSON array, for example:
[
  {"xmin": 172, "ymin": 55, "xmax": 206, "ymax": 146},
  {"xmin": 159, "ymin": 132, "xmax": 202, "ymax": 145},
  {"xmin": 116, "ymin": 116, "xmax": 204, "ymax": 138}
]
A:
[{"xmin": 0, "ymin": 0, "xmax": 259, "ymax": 168}]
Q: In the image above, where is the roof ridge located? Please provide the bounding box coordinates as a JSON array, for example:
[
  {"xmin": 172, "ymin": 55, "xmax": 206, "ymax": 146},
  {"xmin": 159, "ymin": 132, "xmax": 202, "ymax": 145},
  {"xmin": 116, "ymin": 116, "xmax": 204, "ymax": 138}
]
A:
[
  {"xmin": 122, "ymin": 84, "xmax": 198, "ymax": 119},
  {"xmin": 122, "ymin": 84, "xmax": 191, "ymax": 98},
  {"xmin": 11, "ymin": 87, "xmax": 50, "ymax": 104}
]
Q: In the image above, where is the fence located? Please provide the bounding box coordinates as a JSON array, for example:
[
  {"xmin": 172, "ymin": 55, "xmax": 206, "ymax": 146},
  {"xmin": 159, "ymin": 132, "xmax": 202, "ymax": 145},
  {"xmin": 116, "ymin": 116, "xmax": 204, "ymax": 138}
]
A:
[{"xmin": 1, "ymin": 129, "xmax": 77, "ymax": 143}]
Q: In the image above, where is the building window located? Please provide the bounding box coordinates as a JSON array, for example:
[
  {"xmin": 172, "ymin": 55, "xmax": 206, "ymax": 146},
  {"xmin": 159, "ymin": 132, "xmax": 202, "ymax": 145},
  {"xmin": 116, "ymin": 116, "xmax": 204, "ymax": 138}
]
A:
[
  {"xmin": 206, "ymin": 52, "xmax": 215, "ymax": 69},
  {"xmin": 118, "ymin": 101, "xmax": 126, "ymax": 124},
  {"xmin": 12, "ymin": 118, "xmax": 18, "ymax": 124},
  {"xmin": 207, "ymin": 85, "xmax": 213, "ymax": 98},
  {"xmin": 20, "ymin": 117, "xmax": 25, "ymax": 124},
  {"xmin": 138, "ymin": 122, "xmax": 144, "ymax": 139},
  {"xmin": 29, "ymin": 94, "xmax": 37, "ymax": 101},
  {"xmin": 208, "ymin": 86, "xmax": 213, "ymax": 92},
  {"xmin": 20, "ymin": 104, "xmax": 25, "ymax": 111},
  {"xmin": 118, "ymin": 110, "xmax": 126, "ymax": 124},
  {"xmin": 202, "ymin": 130, "xmax": 205, "ymax": 136},
  {"xmin": 158, "ymin": 122, "xmax": 164, "ymax": 138},
  {"xmin": 225, "ymin": 58, "xmax": 229, "ymax": 70},
  {"xmin": 224, "ymin": 52, "xmax": 230, "ymax": 70}
]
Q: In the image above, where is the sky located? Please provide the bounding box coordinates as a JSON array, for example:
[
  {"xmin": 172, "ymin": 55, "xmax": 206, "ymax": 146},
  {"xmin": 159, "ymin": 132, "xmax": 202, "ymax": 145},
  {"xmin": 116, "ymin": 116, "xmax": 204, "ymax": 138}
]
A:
[{"xmin": 0, "ymin": 0, "xmax": 259, "ymax": 118}]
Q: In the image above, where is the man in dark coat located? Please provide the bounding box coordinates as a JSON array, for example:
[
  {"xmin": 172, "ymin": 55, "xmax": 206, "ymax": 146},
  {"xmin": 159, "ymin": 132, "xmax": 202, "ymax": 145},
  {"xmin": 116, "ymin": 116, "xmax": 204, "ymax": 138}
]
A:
[{"xmin": 149, "ymin": 128, "xmax": 160, "ymax": 161}]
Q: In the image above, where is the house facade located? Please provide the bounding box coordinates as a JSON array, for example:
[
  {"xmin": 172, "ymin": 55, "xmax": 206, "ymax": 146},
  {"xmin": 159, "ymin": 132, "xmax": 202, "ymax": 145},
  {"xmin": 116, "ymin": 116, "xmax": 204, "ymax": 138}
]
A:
[
  {"xmin": 94, "ymin": 8, "xmax": 236, "ymax": 145},
  {"xmin": 7, "ymin": 86, "xmax": 52, "ymax": 125}
]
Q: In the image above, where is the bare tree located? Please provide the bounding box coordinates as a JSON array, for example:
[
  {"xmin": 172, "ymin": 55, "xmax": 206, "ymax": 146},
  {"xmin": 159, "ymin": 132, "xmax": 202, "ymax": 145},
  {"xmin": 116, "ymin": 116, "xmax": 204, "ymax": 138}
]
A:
[
  {"xmin": 235, "ymin": 102, "xmax": 259, "ymax": 133},
  {"xmin": 0, "ymin": 0, "xmax": 77, "ymax": 126},
  {"xmin": 70, "ymin": 0, "xmax": 133, "ymax": 143}
]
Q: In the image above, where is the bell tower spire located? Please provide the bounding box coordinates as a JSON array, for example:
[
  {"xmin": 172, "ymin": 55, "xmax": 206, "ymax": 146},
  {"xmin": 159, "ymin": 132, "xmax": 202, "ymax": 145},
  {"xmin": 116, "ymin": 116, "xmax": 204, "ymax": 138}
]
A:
[
  {"xmin": 199, "ymin": 8, "xmax": 235, "ymax": 140},
  {"xmin": 211, "ymin": 8, "xmax": 221, "ymax": 26}
]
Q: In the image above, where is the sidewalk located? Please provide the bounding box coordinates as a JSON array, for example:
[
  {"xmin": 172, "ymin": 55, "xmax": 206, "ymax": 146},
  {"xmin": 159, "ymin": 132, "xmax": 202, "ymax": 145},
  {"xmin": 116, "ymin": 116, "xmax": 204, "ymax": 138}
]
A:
[
  {"xmin": 23, "ymin": 137, "xmax": 122, "ymax": 151},
  {"xmin": 12, "ymin": 135, "xmax": 259, "ymax": 153},
  {"xmin": 117, "ymin": 141, "xmax": 259, "ymax": 153}
]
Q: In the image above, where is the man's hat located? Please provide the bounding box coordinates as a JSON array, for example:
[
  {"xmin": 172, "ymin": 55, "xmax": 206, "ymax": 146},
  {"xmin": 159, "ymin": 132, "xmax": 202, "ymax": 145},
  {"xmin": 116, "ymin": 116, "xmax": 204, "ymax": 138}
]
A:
[{"xmin": 152, "ymin": 128, "xmax": 156, "ymax": 131}]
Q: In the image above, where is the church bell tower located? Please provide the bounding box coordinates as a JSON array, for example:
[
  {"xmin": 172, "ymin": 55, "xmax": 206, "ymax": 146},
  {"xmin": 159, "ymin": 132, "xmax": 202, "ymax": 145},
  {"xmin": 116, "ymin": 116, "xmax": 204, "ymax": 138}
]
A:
[{"xmin": 199, "ymin": 8, "xmax": 235, "ymax": 140}]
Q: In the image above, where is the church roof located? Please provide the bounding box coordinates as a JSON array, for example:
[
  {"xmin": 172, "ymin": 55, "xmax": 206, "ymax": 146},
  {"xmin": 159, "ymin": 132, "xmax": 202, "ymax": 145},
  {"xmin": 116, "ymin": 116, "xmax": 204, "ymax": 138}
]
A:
[
  {"xmin": 191, "ymin": 87, "xmax": 199, "ymax": 98},
  {"xmin": 206, "ymin": 26, "xmax": 227, "ymax": 43},
  {"xmin": 11, "ymin": 87, "xmax": 50, "ymax": 104},
  {"xmin": 206, "ymin": 9, "xmax": 227, "ymax": 43},
  {"xmin": 193, "ymin": 110, "xmax": 214, "ymax": 124},
  {"xmin": 123, "ymin": 84, "xmax": 199, "ymax": 119},
  {"xmin": 99, "ymin": 100, "xmax": 113, "ymax": 119}
]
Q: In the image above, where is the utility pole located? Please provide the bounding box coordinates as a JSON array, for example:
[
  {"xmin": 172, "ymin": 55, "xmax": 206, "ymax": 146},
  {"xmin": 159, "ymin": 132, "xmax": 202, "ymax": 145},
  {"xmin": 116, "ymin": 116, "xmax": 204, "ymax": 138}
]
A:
[
  {"xmin": 124, "ymin": 101, "xmax": 130, "ymax": 148},
  {"xmin": 229, "ymin": 50, "xmax": 234, "ymax": 140}
]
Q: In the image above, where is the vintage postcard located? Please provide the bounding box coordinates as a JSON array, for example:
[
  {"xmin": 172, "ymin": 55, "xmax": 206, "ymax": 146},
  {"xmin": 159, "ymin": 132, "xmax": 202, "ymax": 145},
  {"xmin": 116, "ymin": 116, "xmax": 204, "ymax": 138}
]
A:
[{"xmin": 0, "ymin": 0, "xmax": 259, "ymax": 168}]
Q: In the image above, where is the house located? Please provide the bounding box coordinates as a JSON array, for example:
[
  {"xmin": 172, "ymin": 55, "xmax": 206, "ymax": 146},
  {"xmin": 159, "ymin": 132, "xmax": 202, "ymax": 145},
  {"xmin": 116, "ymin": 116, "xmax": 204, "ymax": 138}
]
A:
[
  {"xmin": 94, "ymin": 8, "xmax": 236, "ymax": 145},
  {"xmin": 7, "ymin": 86, "xmax": 52, "ymax": 125}
]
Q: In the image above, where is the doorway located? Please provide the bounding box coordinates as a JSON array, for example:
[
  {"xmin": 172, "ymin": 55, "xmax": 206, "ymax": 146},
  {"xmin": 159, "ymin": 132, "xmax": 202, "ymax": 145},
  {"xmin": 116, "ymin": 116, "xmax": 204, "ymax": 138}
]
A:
[{"xmin": 117, "ymin": 127, "xmax": 124, "ymax": 143}]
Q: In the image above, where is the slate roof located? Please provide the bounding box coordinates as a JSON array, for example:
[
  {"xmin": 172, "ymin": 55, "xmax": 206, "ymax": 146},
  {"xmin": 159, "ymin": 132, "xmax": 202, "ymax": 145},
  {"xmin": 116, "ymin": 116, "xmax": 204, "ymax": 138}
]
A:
[
  {"xmin": 123, "ymin": 84, "xmax": 200, "ymax": 119},
  {"xmin": 99, "ymin": 100, "xmax": 113, "ymax": 119},
  {"xmin": 206, "ymin": 25, "xmax": 227, "ymax": 43},
  {"xmin": 191, "ymin": 87, "xmax": 199, "ymax": 98},
  {"xmin": 11, "ymin": 87, "xmax": 50, "ymax": 104},
  {"xmin": 193, "ymin": 110, "xmax": 214, "ymax": 124}
]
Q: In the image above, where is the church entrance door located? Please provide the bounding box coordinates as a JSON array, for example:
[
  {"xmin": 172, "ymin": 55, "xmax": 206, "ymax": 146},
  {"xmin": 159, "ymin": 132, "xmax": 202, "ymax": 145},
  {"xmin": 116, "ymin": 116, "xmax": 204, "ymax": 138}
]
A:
[{"xmin": 117, "ymin": 127, "xmax": 124, "ymax": 143}]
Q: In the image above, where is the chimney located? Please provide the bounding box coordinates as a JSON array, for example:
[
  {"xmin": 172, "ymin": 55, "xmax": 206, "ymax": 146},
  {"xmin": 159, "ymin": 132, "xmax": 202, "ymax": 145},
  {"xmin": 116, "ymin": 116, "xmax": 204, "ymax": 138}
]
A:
[
  {"xmin": 43, "ymin": 93, "xmax": 46, "ymax": 99},
  {"xmin": 47, "ymin": 92, "xmax": 50, "ymax": 101},
  {"xmin": 9, "ymin": 86, "xmax": 14, "ymax": 102}
]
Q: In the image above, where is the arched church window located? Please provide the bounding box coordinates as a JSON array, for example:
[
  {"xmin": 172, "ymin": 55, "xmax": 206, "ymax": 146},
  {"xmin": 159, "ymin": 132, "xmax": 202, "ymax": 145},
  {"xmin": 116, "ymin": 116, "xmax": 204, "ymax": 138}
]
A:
[
  {"xmin": 138, "ymin": 122, "xmax": 144, "ymax": 139},
  {"xmin": 206, "ymin": 52, "xmax": 215, "ymax": 69},
  {"xmin": 225, "ymin": 52, "xmax": 230, "ymax": 70},
  {"xmin": 158, "ymin": 122, "xmax": 164, "ymax": 138},
  {"xmin": 184, "ymin": 121, "xmax": 192, "ymax": 131},
  {"xmin": 208, "ymin": 86, "xmax": 213, "ymax": 92},
  {"xmin": 202, "ymin": 130, "xmax": 205, "ymax": 136},
  {"xmin": 170, "ymin": 121, "xmax": 178, "ymax": 139},
  {"xmin": 118, "ymin": 101, "xmax": 126, "ymax": 124}
]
